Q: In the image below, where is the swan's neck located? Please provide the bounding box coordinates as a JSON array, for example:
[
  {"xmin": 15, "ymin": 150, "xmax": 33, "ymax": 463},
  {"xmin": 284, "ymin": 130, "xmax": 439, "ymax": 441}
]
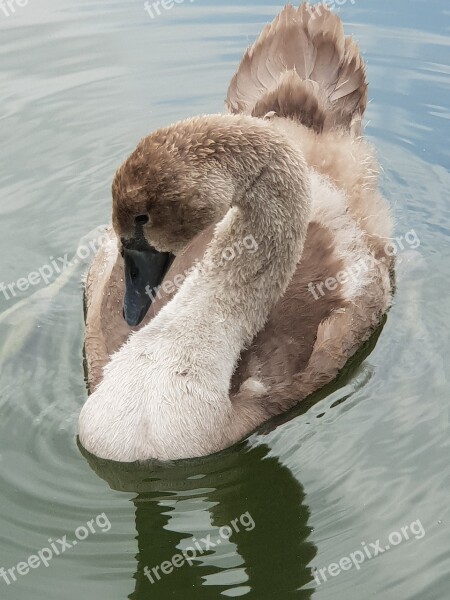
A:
[{"xmin": 137, "ymin": 121, "xmax": 312, "ymax": 388}]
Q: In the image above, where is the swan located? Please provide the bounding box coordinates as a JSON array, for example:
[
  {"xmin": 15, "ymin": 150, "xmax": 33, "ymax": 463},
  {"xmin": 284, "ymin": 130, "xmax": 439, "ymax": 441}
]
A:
[{"xmin": 79, "ymin": 3, "xmax": 394, "ymax": 461}]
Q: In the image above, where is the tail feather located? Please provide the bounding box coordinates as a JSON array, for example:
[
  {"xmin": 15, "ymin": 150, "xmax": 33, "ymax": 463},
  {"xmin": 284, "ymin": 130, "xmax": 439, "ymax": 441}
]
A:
[{"xmin": 226, "ymin": 3, "xmax": 367, "ymax": 133}]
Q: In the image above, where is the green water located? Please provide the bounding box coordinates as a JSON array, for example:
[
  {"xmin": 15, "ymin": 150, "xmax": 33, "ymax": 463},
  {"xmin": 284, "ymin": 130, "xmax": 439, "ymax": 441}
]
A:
[{"xmin": 0, "ymin": 0, "xmax": 449, "ymax": 598}]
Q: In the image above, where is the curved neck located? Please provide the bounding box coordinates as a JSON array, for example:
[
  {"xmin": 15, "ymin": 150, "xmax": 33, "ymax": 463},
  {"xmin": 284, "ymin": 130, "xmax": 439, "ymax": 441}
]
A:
[
  {"xmin": 145, "ymin": 120, "xmax": 311, "ymax": 381},
  {"xmin": 205, "ymin": 122, "xmax": 311, "ymax": 342}
]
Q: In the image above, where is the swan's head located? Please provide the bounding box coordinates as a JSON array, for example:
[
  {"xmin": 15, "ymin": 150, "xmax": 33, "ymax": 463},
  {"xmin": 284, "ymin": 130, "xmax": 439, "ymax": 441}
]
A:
[{"xmin": 111, "ymin": 116, "xmax": 238, "ymax": 326}]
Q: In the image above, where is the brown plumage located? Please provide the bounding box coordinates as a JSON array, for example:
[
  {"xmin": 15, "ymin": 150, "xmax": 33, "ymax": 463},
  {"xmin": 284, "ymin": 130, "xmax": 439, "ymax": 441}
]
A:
[
  {"xmin": 81, "ymin": 3, "xmax": 393, "ymax": 460},
  {"xmin": 226, "ymin": 3, "xmax": 367, "ymax": 132}
]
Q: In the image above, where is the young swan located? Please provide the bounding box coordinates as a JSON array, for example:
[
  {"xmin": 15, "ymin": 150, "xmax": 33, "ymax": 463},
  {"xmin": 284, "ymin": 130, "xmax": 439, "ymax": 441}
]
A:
[
  {"xmin": 79, "ymin": 116, "xmax": 312, "ymax": 461},
  {"xmin": 81, "ymin": 4, "xmax": 394, "ymax": 461}
]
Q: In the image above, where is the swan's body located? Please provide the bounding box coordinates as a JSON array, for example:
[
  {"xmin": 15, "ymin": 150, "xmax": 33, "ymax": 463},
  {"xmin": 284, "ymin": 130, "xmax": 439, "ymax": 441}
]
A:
[{"xmin": 80, "ymin": 3, "xmax": 394, "ymax": 461}]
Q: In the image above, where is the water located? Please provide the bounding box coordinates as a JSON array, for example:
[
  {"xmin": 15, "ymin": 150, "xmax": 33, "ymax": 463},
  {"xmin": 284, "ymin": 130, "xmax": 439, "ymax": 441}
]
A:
[{"xmin": 0, "ymin": 0, "xmax": 449, "ymax": 598}]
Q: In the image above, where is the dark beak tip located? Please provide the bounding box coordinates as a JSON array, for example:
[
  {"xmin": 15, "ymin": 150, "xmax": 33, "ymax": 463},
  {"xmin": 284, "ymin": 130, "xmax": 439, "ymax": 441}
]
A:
[
  {"xmin": 123, "ymin": 305, "xmax": 145, "ymax": 328},
  {"xmin": 122, "ymin": 243, "xmax": 174, "ymax": 327}
]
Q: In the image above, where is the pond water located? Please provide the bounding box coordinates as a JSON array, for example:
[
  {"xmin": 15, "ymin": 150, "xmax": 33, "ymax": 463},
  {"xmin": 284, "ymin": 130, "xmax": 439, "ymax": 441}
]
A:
[{"xmin": 0, "ymin": 0, "xmax": 449, "ymax": 598}]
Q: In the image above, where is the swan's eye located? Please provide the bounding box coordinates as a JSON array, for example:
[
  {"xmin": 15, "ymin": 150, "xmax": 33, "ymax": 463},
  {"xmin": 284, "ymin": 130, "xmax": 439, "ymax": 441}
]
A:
[{"xmin": 135, "ymin": 214, "xmax": 149, "ymax": 226}]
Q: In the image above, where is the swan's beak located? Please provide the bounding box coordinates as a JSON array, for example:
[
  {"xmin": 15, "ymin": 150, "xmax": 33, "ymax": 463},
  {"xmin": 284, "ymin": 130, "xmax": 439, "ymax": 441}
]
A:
[{"xmin": 122, "ymin": 244, "xmax": 174, "ymax": 327}]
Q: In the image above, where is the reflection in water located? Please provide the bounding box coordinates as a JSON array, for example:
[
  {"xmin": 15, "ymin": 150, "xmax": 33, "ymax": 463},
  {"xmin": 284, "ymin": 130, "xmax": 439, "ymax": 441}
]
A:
[{"xmin": 80, "ymin": 443, "xmax": 316, "ymax": 599}]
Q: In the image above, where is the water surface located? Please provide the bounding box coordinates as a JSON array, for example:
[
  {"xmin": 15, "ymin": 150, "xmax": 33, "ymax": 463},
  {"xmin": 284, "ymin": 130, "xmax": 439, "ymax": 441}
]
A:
[{"xmin": 0, "ymin": 0, "xmax": 449, "ymax": 598}]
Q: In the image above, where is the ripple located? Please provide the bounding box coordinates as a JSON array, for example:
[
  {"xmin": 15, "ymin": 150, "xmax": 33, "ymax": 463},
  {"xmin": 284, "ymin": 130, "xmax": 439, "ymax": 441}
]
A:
[{"xmin": 0, "ymin": 1, "xmax": 449, "ymax": 599}]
